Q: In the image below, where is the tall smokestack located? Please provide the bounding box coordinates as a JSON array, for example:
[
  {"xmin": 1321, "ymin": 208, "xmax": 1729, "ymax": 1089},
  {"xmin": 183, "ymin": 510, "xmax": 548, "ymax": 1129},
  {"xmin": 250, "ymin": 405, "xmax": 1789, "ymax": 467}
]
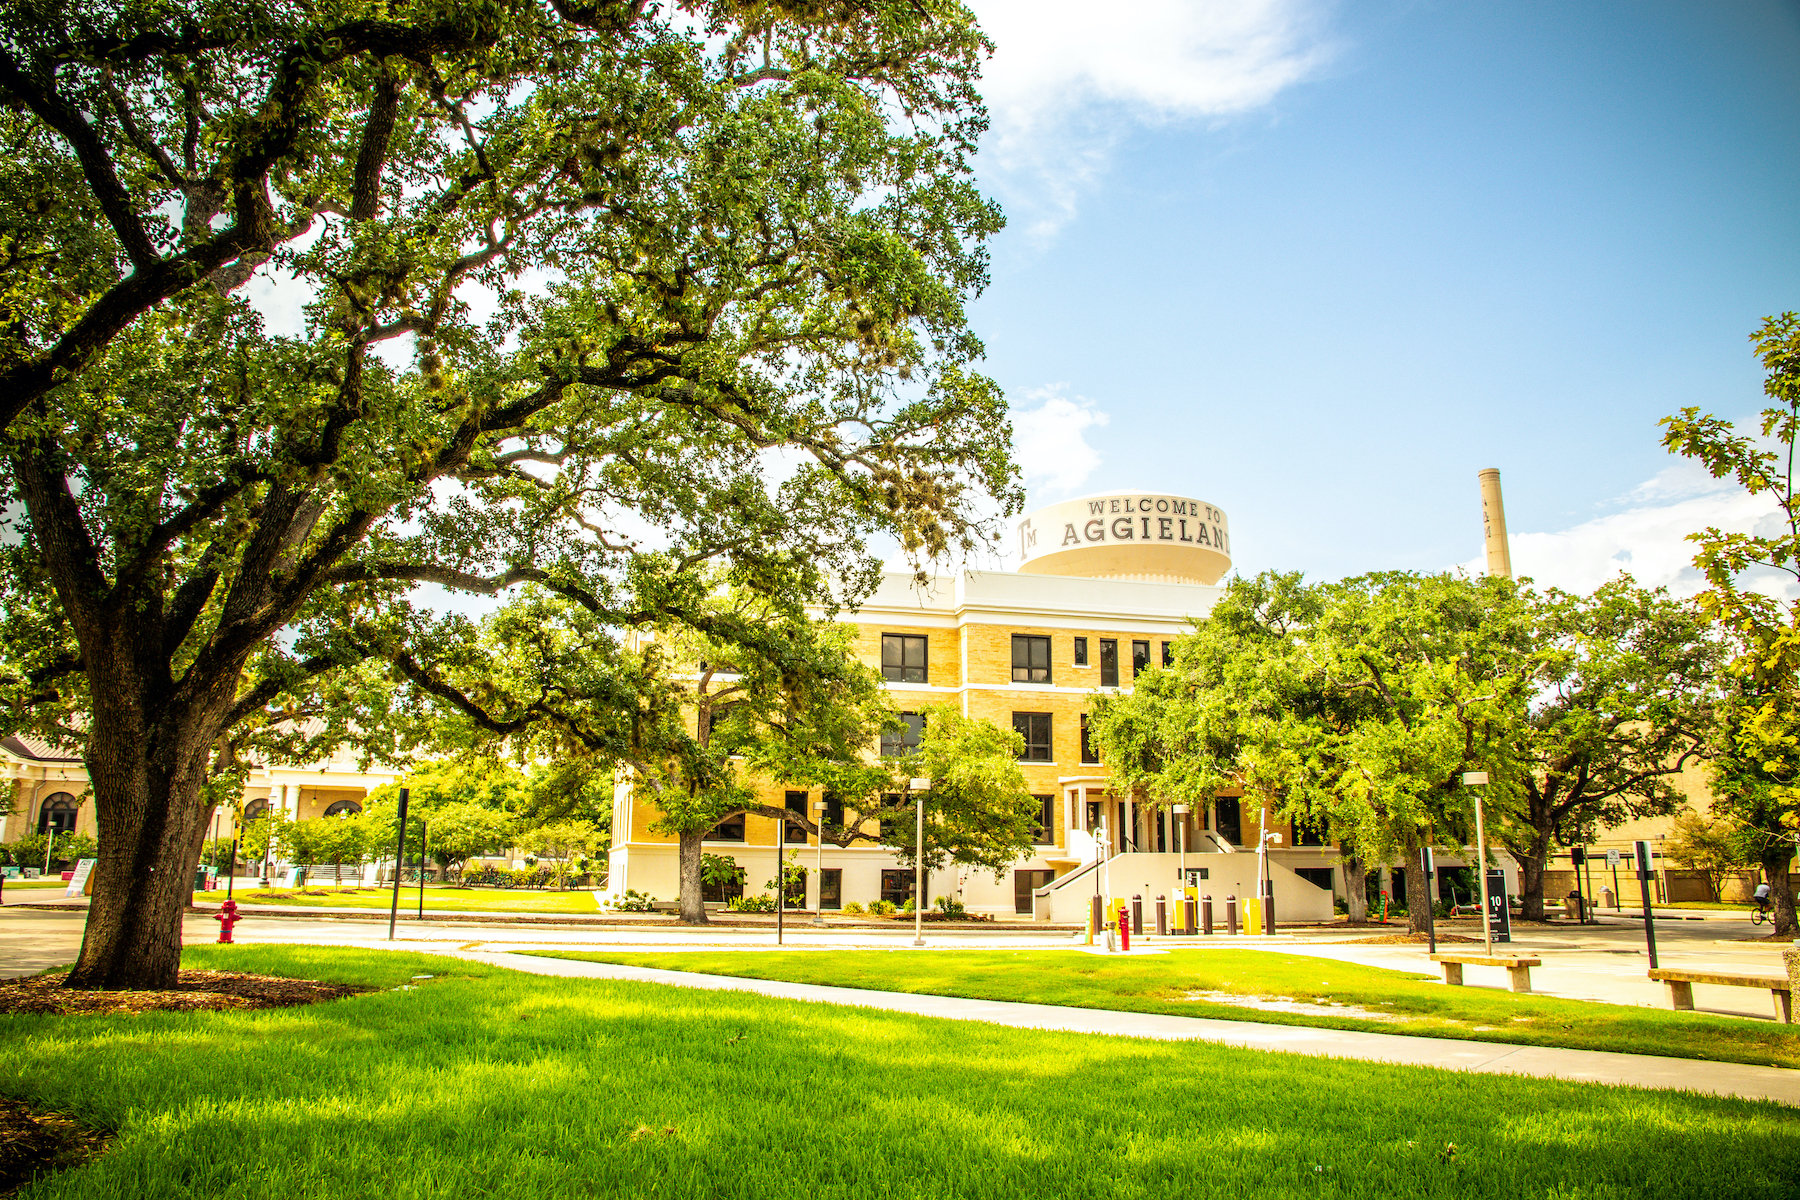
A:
[{"xmin": 1478, "ymin": 468, "xmax": 1513, "ymax": 579}]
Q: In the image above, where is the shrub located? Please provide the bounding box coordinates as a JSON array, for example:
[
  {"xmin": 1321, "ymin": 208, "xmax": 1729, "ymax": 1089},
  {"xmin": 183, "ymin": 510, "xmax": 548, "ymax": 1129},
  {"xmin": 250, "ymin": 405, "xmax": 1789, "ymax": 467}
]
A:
[
  {"xmin": 933, "ymin": 895, "xmax": 967, "ymax": 919},
  {"xmin": 866, "ymin": 899, "xmax": 897, "ymax": 916},
  {"xmin": 727, "ymin": 893, "xmax": 777, "ymax": 912},
  {"xmin": 610, "ymin": 889, "xmax": 657, "ymax": 912},
  {"xmin": 840, "ymin": 901, "xmax": 865, "ymax": 915}
]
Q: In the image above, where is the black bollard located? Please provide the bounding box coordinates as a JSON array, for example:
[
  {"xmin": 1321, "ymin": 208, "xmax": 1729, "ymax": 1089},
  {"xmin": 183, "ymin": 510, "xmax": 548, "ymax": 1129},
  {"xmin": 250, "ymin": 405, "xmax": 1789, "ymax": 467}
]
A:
[
  {"xmin": 1131, "ymin": 893, "xmax": 1144, "ymax": 936},
  {"xmin": 1225, "ymin": 894, "xmax": 1238, "ymax": 935},
  {"xmin": 1155, "ymin": 894, "xmax": 1168, "ymax": 936},
  {"xmin": 1201, "ymin": 894, "xmax": 1214, "ymax": 935},
  {"xmin": 1090, "ymin": 893, "xmax": 1104, "ymax": 942},
  {"xmin": 1184, "ymin": 894, "xmax": 1197, "ymax": 935}
]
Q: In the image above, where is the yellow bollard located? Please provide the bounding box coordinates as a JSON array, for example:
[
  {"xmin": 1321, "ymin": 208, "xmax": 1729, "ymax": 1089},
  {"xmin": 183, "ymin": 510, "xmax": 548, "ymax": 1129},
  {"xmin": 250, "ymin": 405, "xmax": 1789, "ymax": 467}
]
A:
[{"xmin": 1243, "ymin": 896, "xmax": 1263, "ymax": 936}]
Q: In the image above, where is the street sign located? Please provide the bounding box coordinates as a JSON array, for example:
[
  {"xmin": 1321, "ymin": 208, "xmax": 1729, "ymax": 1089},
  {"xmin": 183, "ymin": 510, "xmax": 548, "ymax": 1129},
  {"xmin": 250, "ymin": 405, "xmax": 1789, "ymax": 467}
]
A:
[
  {"xmin": 1462, "ymin": 771, "xmax": 1489, "ymax": 785},
  {"xmin": 1606, "ymin": 848, "xmax": 1620, "ymax": 867},
  {"xmin": 64, "ymin": 858, "xmax": 96, "ymax": 898}
]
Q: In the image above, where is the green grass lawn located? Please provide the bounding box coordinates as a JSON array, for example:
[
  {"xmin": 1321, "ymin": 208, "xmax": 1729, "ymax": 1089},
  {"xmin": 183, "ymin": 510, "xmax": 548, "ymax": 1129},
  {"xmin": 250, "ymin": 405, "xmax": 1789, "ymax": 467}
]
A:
[
  {"xmin": 529, "ymin": 948, "xmax": 1800, "ymax": 1071},
  {"xmin": 191, "ymin": 885, "xmax": 606, "ymax": 914},
  {"xmin": 0, "ymin": 946, "xmax": 1795, "ymax": 1199},
  {"xmin": 4, "ymin": 880, "xmax": 74, "ymax": 890}
]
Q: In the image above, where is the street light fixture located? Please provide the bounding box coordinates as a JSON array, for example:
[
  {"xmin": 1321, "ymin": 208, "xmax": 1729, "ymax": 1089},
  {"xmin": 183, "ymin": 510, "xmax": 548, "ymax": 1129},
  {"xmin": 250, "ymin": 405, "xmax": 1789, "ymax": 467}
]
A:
[
  {"xmin": 1172, "ymin": 804, "xmax": 1189, "ymax": 887},
  {"xmin": 812, "ymin": 799, "xmax": 827, "ymax": 927}
]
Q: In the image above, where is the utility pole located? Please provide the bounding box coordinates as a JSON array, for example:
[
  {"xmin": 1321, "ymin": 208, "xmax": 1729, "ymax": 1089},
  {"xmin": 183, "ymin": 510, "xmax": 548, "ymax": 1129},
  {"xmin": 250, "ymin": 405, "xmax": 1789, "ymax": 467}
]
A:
[
  {"xmin": 913, "ymin": 786, "xmax": 925, "ymax": 947},
  {"xmin": 1465, "ymin": 771, "xmax": 1492, "ymax": 958}
]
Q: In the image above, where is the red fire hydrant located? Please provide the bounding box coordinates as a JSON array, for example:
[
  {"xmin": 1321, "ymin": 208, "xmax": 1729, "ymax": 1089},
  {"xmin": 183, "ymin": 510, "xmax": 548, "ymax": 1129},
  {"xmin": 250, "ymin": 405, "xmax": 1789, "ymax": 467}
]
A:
[
  {"xmin": 1117, "ymin": 906, "xmax": 1130, "ymax": 953},
  {"xmin": 214, "ymin": 898, "xmax": 240, "ymax": 944}
]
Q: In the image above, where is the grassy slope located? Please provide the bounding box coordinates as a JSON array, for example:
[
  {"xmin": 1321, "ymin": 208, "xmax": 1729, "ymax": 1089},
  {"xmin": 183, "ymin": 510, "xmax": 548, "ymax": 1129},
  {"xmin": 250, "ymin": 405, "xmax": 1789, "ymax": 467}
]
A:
[
  {"xmin": 190, "ymin": 886, "xmax": 603, "ymax": 914},
  {"xmin": 0, "ymin": 947, "xmax": 1793, "ymax": 1200},
  {"xmin": 531, "ymin": 949, "xmax": 1800, "ymax": 1070}
]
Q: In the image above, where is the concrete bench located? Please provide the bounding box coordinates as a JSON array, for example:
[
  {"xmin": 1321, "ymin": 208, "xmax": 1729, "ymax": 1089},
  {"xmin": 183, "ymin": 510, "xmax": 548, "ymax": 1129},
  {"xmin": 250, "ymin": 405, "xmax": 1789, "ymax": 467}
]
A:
[
  {"xmin": 1648, "ymin": 968, "xmax": 1793, "ymax": 1024},
  {"xmin": 1431, "ymin": 953, "xmax": 1542, "ymax": 993}
]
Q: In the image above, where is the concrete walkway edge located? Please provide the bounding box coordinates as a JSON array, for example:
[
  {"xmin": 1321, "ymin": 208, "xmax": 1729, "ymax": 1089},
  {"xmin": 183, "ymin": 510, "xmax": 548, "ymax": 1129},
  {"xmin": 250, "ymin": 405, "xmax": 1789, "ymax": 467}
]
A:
[{"xmin": 453, "ymin": 950, "xmax": 1800, "ymax": 1107}]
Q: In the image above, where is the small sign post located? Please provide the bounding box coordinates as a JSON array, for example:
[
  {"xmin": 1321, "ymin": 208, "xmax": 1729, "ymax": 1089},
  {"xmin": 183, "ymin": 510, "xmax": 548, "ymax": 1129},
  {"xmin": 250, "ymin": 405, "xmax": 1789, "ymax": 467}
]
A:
[
  {"xmin": 387, "ymin": 788, "xmax": 410, "ymax": 942},
  {"xmin": 1485, "ymin": 869, "xmax": 1512, "ymax": 943},
  {"xmin": 1422, "ymin": 846, "xmax": 1437, "ymax": 955},
  {"xmin": 1635, "ymin": 839, "xmax": 1659, "ymax": 969}
]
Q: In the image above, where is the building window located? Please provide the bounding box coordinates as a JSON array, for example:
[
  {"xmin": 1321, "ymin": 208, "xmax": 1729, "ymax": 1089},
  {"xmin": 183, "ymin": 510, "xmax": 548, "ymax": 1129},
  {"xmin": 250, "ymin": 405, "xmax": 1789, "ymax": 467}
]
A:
[
  {"xmin": 323, "ymin": 799, "xmax": 363, "ymax": 818},
  {"xmin": 783, "ymin": 791, "xmax": 809, "ymax": 845},
  {"xmin": 701, "ymin": 860, "xmax": 746, "ymax": 903},
  {"xmin": 1011, "ymin": 634, "xmax": 1051, "ymax": 683},
  {"xmin": 36, "ymin": 792, "xmax": 78, "ymax": 837},
  {"xmin": 880, "ymin": 868, "xmax": 918, "ymax": 908},
  {"xmin": 1294, "ymin": 815, "xmax": 1328, "ymax": 847},
  {"xmin": 1214, "ymin": 797, "xmax": 1241, "ymax": 846},
  {"xmin": 1013, "ymin": 712, "xmax": 1052, "ymax": 762},
  {"xmin": 1080, "ymin": 714, "xmax": 1100, "ymax": 764},
  {"xmin": 1073, "ymin": 636, "xmax": 1088, "ymax": 666},
  {"xmin": 1099, "ymin": 639, "xmax": 1119, "ymax": 688},
  {"xmin": 1014, "ymin": 868, "xmax": 1054, "ymax": 915},
  {"xmin": 707, "ymin": 813, "xmax": 746, "ymax": 842},
  {"xmin": 1293, "ymin": 866, "xmax": 1335, "ymax": 892},
  {"xmin": 880, "ymin": 711, "xmax": 925, "ymax": 758},
  {"xmin": 819, "ymin": 868, "xmax": 843, "ymax": 909},
  {"xmin": 701, "ymin": 700, "xmax": 746, "ymax": 751},
  {"xmin": 881, "ymin": 633, "xmax": 928, "ymax": 683},
  {"xmin": 821, "ymin": 791, "xmax": 845, "ymax": 831},
  {"xmin": 1132, "ymin": 640, "xmax": 1151, "ymax": 677},
  {"xmin": 1032, "ymin": 795, "xmax": 1055, "ymax": 845},
  {"xmin": 243, "ymin": 797, "xmax": 269, "ymax": 821},
  {"xmin": 1162, "ymin": 641, "xmax": 1174, "ymax": 668},
  {"xmin": 878, "ymin": 793, "xmax": 905, "ymax": 845}
]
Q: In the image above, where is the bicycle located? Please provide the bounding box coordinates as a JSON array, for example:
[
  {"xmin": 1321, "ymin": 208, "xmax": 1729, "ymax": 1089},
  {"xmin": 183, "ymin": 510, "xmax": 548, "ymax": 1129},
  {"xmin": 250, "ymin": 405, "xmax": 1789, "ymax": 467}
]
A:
[{"xmin": 1751, "ymin": 903, "xmax": 1772, "ymax": 926}]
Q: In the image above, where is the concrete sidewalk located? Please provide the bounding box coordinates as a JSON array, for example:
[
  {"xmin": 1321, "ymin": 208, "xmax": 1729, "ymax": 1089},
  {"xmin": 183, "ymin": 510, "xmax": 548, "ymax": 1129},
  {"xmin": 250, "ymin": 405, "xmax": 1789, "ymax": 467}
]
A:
[{"xmin": 448, "ymin": 949, "xmax": 1800, "ymax": 1107}]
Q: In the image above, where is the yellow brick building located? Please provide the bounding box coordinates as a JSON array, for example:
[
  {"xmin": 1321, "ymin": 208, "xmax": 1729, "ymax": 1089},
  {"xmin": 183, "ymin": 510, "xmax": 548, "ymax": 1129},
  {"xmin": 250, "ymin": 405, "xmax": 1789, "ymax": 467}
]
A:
[{"xmin": 604, "ymin": 490, "xmax": 1345, "ymax": 920}]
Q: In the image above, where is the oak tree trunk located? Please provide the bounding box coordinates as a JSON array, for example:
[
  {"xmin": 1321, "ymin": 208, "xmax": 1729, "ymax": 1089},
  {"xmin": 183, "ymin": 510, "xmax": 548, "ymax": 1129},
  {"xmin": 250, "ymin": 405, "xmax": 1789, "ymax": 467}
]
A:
[
  {"xmin": 677, "ymin": 829, "xmax": 708, "ymax": 924},
  {"xmin": 1763, "ymin": 844, "xmax": 1798, "ymax": 938},
  {"xmin": 65, "ymin": 702, "xmax": 225, "ymax": 990},
  {"xmin": 1404, "ymin": 844, "xmax": 1433, "ymax": 935},
  {"xmin": 1341, "ymin": 854, "xmax": 1368, "ymax": 922},
  {"xmin": 1516, "ymin": 835, "xmax": 1550, "ymax": 923}
]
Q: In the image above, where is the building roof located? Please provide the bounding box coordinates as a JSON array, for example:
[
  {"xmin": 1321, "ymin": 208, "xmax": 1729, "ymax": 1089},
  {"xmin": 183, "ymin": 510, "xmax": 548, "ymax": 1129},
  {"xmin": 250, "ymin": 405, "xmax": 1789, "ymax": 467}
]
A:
[{"xmin": 1, "ymin": 732, "xmax": 83, "ymax": 764}]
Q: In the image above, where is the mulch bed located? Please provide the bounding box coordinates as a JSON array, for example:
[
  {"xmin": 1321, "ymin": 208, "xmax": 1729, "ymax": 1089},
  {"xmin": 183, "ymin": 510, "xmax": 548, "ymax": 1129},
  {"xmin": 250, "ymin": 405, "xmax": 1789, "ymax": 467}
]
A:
[
  {"xmin": 0, "ymin": 1098, "xmax": 109, "ymax": 1197},
  {"xmin": 0, "ymin": 970, "xmax": 372, "ymax": 1017}
]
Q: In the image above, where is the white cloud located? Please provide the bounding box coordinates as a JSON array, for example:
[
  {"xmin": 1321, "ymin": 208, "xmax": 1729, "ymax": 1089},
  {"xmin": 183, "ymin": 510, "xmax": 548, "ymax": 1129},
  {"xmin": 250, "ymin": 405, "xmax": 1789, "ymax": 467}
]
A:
[
  {"xmin": 970, "ymin": 0, "xmax": 1336, "ymax": 239},
  {"xmin": 1458, "ymin": 470, "xmax": 1791, "ymax": 599},
  {"xmin": 1012, "ymin": 385, "xmax": 1109, "ymax": 499}
]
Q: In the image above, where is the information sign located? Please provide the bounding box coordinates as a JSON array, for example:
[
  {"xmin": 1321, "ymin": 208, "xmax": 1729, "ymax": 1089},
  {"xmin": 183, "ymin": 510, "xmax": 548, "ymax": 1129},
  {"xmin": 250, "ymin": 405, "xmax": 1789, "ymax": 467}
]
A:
[
  {"xmin": 1485, "ymin": 868, "xmax": 1512, "ymax": 944},
  {"xmin": 1605, "ymin": 848, "xmax": 1619, "ymax": 867},
  {"xmin": 65, "ymin": 858, "xmax": 96, "ymax": 898}
]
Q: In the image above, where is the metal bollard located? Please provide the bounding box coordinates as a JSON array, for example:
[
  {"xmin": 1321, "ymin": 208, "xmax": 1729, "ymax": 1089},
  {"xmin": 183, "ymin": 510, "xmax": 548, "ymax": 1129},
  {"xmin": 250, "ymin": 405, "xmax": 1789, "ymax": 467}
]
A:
[
  {"xmin": 1131, "ymin": 893, "xmax": 1143, "ymax": 936},
  {"xmin": 1154, "ymin": 894, "xmax": 1168, "ymax": 936},
  {"xmin": 1118, "ymin": 907, "xmax": 1131, "ymax": 952},
  {"xmin": 1261, "ymin": 880, "xmax": 1276, "ymax": 935},
  {"xmin": 1201, "ymin": 894, "xmax": 1213, "ymax": 935},
  {"xmin": 1184, "ymin": 894, "xmax": 1198, "ymax": 935},
  {"xmin": 1225, "ymin": 894, "xmax": 1238, "ymax": 936},
  {"xmin": 1090, "ymin": 893, "xmax": 1103, "ymax": 946}
]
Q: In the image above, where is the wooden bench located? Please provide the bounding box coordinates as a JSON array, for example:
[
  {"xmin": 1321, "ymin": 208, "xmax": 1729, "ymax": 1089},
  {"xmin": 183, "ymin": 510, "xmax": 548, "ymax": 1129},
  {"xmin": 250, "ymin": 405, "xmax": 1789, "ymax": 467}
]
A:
[
  {"xmin": 1431, "ymin": 953, "xmax": 1543, "ymax": 993},
  {"xmin": 1647, "ymin": 968, "xmax": 1793, "ymax": 1024}
]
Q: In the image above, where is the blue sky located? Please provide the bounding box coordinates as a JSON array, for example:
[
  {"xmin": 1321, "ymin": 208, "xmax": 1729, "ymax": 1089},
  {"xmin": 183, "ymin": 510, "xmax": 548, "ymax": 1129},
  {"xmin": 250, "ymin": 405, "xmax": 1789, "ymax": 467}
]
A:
[{"xmin": 965, "ymin": 0, "xmax": 1800, "ymax": 592}]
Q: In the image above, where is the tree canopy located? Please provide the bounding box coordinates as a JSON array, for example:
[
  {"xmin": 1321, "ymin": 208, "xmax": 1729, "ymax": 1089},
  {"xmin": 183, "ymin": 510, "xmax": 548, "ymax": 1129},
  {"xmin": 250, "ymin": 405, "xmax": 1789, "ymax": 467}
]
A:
[{"xmin": 0, "ymin": 0, "xmax": 1020, "ymax": 987}]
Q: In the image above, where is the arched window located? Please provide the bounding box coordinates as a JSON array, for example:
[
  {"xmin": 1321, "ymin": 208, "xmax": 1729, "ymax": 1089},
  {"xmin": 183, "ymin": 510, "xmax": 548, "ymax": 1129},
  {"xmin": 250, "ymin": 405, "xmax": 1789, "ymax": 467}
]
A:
[
  {"xmin": 323, "ymin": 799, "xmax": 363, "ymax": 818},
  {"xmin": 37, "ymin": 792, "xmax": 78, "ymax": 836},
  {"xmin": 242, "ymin": 797, "xmax": 269, "ymax": 821}
]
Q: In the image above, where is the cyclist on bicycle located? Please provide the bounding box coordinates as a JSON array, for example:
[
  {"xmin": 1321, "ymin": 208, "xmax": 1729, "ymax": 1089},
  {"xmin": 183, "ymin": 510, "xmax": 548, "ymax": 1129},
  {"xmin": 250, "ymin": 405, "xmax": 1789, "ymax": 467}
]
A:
[{"xmin": 1753, "ymin": 881, "xmax": 1771, "ymax": 915}]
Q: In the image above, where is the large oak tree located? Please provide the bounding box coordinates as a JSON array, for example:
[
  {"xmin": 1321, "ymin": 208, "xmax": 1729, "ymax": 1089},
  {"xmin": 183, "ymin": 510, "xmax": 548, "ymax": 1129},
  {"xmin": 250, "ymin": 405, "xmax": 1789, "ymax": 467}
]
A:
[{"xmin": 0, "ymin": 0, "xmax": 1018, "ymax": 986}]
